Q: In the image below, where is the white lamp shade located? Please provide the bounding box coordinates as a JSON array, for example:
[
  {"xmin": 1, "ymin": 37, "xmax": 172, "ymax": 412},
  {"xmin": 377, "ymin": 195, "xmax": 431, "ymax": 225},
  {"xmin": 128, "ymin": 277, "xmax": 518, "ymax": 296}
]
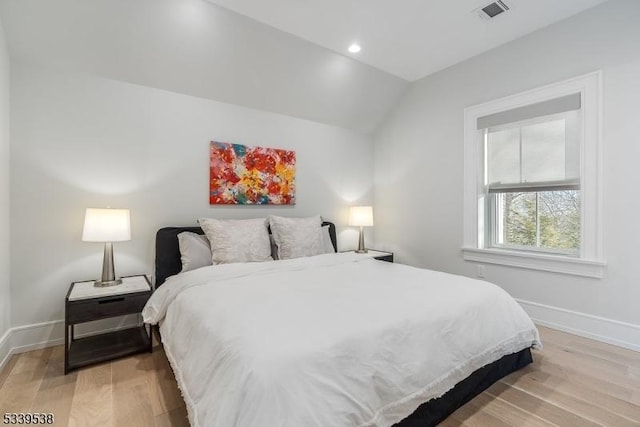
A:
[
  {"xmin": 349, "ymin": 206, "xmax": 374, "ymax": 227},
  {"xmin": 82, "ymin": 208, "xmax": 131, "ymax": 242}
]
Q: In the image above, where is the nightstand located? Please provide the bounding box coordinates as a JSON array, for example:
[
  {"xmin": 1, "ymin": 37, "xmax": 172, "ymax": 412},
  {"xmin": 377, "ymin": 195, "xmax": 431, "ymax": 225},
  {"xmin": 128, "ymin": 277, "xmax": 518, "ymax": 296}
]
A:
[
  {"xmin": 64, "ymin": 274, "xmax": 152, "ymax": 374},
  {"xmin": 345, "ymin": 250, "xmax": 394, "ymax": 263}
]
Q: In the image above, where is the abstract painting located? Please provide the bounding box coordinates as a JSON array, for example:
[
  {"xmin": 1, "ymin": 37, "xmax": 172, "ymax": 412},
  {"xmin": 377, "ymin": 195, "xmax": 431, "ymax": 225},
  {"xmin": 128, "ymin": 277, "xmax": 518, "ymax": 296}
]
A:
[{"xmin": 209, "ymin": 141, "xmax": 296, "ymax": 205}]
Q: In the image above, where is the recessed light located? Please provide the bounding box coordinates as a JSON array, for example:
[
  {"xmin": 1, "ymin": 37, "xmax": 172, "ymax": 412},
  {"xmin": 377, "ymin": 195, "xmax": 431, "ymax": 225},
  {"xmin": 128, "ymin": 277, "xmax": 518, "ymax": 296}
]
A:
[{"xmin": 348, "ymin": 44, "xmax": 361, "ymax": 53}]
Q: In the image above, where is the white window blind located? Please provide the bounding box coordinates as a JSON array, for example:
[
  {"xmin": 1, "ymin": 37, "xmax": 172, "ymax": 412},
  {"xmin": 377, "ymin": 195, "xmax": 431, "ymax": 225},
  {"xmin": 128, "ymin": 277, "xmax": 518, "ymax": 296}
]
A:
[{"xmin": 479, "ymin": 93, "xmax": 581, "ymax": 193}]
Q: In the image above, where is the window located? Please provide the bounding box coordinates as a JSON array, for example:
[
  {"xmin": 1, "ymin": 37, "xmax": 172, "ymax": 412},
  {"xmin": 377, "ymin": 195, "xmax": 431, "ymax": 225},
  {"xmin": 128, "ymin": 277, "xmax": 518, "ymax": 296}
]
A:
[
  {"xmin": 463, "ymin": 72, "xmax": 604, "ymax": 278},
  {"xmin": 485, "ymin": 104, "xmax": 580, "ymax": 255}
]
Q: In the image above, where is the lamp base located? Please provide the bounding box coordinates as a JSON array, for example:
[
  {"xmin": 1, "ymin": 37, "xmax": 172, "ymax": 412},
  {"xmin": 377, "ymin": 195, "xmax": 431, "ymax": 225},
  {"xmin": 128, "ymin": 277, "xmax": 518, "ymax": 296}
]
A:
[
  {"xmin": 94, "ymin": 278, "xmax": 123, "ymax": 288},
  {"xmin": 356, "ymin": 226, "xmax": 368, "ymax": 254},
  {"xmin": 94, "ymin": 242, "xmax": 122, "ymax": 287}
]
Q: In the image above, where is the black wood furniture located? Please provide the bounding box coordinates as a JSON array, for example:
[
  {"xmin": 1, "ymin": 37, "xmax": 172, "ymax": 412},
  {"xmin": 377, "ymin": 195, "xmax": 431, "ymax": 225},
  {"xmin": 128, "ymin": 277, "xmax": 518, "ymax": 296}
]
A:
[
  {"xmin": 64, "ymin": 274, "xmax": 152, "ymax": 374},
  {"xmin": 344, "ymin": 249, "xmax": 394, "ymax": 263}
]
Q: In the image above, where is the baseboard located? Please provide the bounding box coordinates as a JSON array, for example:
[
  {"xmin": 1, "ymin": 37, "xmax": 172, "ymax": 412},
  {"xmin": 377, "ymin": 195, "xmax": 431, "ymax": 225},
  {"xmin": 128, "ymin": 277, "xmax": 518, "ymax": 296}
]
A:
[
  {"xmin": 0, "ymin": 315, "xmax": 142, "ymax": 373},
  {"xmin": 11, "ymin": 320, "xmax": 66, "ymax": 354},
  {"xmin": 516, "ymin": 298, "xmax": 640, "ymax": 352},
  {"xmin": 0, "ymin": 329, "xmax": 12, "ymax": 372}
]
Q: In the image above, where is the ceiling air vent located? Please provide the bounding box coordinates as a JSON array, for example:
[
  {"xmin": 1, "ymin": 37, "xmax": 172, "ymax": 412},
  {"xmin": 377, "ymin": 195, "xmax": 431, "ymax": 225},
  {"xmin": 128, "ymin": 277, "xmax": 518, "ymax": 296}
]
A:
[{"xmin": 476, "ymin": 1, "xmax": 510, "ymax": 20}]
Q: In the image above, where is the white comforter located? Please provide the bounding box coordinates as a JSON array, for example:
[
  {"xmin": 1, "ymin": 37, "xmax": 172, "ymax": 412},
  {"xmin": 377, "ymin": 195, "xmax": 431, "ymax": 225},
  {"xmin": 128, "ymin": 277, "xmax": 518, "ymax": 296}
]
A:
[{"xmin": 143, "ymin": 253, "xmax": 540, "ymax": 427}]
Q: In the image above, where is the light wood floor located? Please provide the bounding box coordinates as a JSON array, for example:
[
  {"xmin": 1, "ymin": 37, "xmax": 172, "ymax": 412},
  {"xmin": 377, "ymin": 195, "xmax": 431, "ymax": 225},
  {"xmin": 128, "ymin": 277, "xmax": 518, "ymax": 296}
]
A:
[{"xmin": 1, "ymin": 326, "xmax": 639, "ymax": 426}]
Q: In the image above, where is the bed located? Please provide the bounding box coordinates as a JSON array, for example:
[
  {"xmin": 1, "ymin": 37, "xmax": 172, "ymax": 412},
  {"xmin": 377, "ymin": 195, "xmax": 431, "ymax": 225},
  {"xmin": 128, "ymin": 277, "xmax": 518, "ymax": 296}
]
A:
[{"xmin": 144, "ymin": 221, "xmax": 540, "ymax": 427}]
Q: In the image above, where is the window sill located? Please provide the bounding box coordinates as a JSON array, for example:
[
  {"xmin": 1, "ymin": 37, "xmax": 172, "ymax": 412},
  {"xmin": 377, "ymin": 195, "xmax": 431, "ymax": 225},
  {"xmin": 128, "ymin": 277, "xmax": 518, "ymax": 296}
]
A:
[{"xmin": 461, "ymin": 247, "xmax": 605, "ymax": 278}]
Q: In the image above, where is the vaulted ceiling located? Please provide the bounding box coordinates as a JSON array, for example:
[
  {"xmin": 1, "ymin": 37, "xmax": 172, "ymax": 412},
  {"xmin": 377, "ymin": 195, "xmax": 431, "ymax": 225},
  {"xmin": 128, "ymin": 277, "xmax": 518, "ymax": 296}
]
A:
[
  {"xmin": 207, "ymin": 0, "xmax": 607, "ymax": 81},
  {"xmin": 0, "ymin": 0, "xmax": 607, "ymax": 134}
]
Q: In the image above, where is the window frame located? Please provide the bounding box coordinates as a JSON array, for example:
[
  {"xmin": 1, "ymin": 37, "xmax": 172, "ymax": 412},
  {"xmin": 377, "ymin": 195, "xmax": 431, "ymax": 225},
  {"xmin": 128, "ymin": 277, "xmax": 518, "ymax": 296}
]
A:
[{"xmin": 462, "ymin": 72, "xmax": 605, "ymax": 278}]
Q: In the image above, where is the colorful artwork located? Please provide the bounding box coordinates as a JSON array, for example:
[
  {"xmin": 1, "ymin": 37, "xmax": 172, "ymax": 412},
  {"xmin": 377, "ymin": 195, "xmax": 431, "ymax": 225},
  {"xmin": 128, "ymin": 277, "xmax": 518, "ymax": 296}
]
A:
[{"xmin": 209, "ymin": 141, "xmax": 296, "ymax": 205}]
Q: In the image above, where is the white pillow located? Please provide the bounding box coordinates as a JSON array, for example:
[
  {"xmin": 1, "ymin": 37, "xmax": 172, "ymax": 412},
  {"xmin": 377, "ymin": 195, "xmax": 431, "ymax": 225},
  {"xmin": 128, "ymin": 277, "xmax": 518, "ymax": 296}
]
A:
[
  {"xmin": 198, "ymin": 218, "xmax": 272, "ymax": 264},
  {"xmin": 321, "ymin": 224, "xmax": 336, "ymax": 253},
  {"xmin": 177, "ymin": 232, "xmax": 213, "ymax": 272},
  {"xmin": 268, "ymin": 215, "xmax": 324, "ymax": 260},
  {"xmin": 270, "ymin": 225, "xmax": 333, "ymax": 259}
]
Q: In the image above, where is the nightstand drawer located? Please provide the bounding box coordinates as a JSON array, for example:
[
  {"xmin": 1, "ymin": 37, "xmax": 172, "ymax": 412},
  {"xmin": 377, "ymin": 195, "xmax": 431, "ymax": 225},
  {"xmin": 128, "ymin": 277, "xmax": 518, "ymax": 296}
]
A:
[{"xmin": 67, "ymin": 292, "xmax": 150, "ymax": 323}]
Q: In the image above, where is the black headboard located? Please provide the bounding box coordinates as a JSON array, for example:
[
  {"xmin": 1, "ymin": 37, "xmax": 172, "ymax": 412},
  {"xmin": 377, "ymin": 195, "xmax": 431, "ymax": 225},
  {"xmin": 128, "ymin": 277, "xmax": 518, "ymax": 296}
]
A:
[{"xmin": 155, "ymin": 221, "xmax": 337, "ymax": 287}]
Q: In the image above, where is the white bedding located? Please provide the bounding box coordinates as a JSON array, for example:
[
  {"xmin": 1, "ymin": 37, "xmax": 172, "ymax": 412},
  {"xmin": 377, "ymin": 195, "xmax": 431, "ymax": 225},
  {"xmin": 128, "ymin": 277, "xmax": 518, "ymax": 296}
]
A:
[{"xmin": 143, "ymin": 253, "xmax": 540, "ymax": 427}]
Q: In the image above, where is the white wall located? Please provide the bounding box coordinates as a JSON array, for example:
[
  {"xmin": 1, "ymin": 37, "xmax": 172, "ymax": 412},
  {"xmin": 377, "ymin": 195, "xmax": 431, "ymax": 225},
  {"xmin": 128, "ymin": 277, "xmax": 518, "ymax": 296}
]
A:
[
  {"xmin": 10, "ymin": 63, "xmax": 373, "ymax": 328},
  {"xmin": 0, "ymin": 15, "xmax": 10, "ymax": 344},
  {"xmin": 374, "ymin": 0, "xmax": 640, "ymax": 347}
]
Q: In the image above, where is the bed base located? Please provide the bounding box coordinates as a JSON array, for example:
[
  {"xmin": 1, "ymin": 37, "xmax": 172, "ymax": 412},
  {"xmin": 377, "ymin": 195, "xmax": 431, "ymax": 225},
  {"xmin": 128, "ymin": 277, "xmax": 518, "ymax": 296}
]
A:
[{"xmin": 395, "ymin": 348, "xmax": 533, "ymax": 426}]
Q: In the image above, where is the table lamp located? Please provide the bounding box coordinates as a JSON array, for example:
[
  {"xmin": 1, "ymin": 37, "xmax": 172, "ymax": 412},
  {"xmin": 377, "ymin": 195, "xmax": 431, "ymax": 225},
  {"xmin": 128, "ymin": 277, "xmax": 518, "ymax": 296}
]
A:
[
  {"xmin": 349, "ymin": 206, "xmax": 374, "ymax": 254},
  {"xmin": 82, "ymin": 208, "xmax": 131, "ymax": 287}
]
